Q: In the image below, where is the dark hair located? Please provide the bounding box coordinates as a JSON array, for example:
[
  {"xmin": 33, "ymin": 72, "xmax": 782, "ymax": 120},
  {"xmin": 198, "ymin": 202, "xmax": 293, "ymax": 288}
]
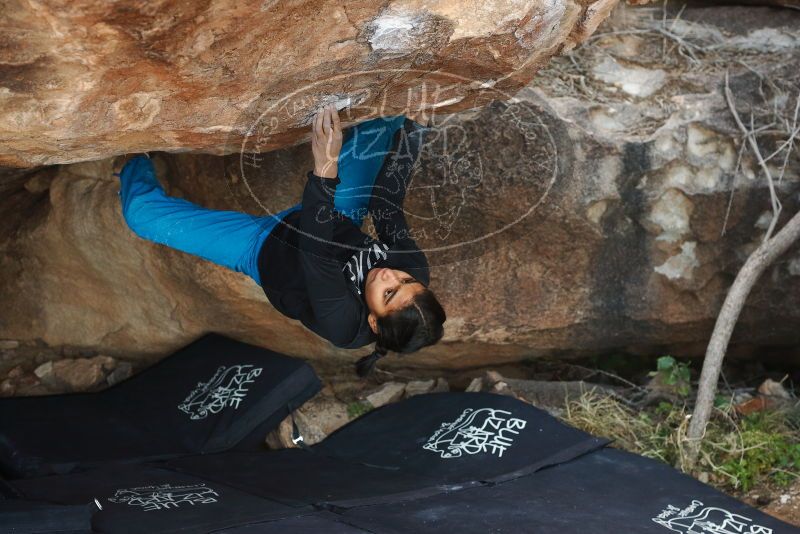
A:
[{"xmin": 355, "ymin": 288, "xmax": 446, "ymax": 377}]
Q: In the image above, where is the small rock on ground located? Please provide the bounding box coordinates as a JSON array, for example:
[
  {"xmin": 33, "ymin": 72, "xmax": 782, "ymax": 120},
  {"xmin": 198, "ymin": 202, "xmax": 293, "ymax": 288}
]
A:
[
  {"xmin": 404, "ymin": 379, "xmax": 436, "ymax": 397},
  {"xmin": 107, "ymin": 361, "xmax": 133, "ymax": 386},
  {"xmin": 3, "ymin": 365, "xmax": 44, "ymax": 396},
  {"xmin": 266, "ymin": 395, "xmax": 350, "ymax": 449},
  {"xmin": 465, "ymin": 377, "xmax": 483, "ymax": 392},
  {"xmin": 365, "ymin": 382, "xmax": 406, "ymax": 408},
  {"xmin": 34, "ymin": 355, "xmax": 117, "ymax": 392},
  {"xmin": 433, "ymin": 377, "xmax": 449, "ymax": 393},
  {"xmin": 758, "ymin": 378, "xmax": 792, "ymax": 399}
]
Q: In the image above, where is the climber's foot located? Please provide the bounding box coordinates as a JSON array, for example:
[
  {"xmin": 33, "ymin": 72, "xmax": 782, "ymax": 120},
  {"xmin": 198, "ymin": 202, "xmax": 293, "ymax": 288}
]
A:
[{"xmin": 112, "ymin": 153, "xmax": 148, "ymax": 177}]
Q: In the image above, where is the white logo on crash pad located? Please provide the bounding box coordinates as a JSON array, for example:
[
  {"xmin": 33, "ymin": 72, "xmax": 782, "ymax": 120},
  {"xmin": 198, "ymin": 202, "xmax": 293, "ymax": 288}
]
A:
[
  {"xmin": 423, "ymin": 407, "xmax": 527, "ymax": 459},
  {"xmin": 178, "ymin": 364, "xmax": 263, "ymax": 420},
  {"xmin": 108, "ymin": 484, "xmax": 219, "ymax": 512},
  {"xmin": 652, "ymin": 499, "xmax": 773, "ymax": 533}
]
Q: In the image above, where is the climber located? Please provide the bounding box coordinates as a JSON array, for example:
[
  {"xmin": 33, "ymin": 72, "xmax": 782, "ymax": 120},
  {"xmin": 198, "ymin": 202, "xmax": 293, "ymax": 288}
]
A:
[{"xmin": 115, "ymin": 104, "xmax": 446, "ymax": 376}]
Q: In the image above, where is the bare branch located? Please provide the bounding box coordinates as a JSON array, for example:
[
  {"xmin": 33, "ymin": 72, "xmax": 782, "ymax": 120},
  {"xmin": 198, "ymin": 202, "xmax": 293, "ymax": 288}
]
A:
[
  {"xmin": 724, "ymin": 71, "xmax": 782, "ymax": 241},
  {"xmin": 684, "ymin": 73, "xmax": 800, "ymax": 471},
  {"xmin": 685, "ymin": 206, "xmax": 800, "ymax": 468},
  {"xmin": 720, "ymin": 136, "xmax": 748, "ymax": 237},
  {"xmin": 777, "ymin": 92, "xmax": 800, "ymax": 184}
]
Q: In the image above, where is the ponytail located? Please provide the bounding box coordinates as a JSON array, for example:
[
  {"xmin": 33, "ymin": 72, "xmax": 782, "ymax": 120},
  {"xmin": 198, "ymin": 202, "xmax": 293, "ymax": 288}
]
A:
[{"xmin": 355, "ymin": 345, "xmax": 389, "ymax": 377}]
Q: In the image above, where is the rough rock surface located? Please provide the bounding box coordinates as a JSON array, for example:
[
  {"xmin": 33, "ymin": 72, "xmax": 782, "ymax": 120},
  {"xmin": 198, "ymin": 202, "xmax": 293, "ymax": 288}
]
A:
[
  {"xmin": 1, "ymin": 352, "xmax": 133, "ymax": 396},
  {"xmin": 1, "ymin": 4, "xmax": 800, "ymax": 371},
  {"xmin": 364, "ymin": 381, "xmax": 407, "ymax": 408},
  {"xmin": 266, "ymin": 393, "xmax": 351, "ymax": 448},
  {"xmin": 404, "ymin": 378, "xmax": 450, "ymax": 397},
  {"xmin": 33, "ymin": 355, "xmax": 114, "ymax": 391},
  {"xmin": 0, "ymin": 0, "xmax": 617, "ymax": 167}
]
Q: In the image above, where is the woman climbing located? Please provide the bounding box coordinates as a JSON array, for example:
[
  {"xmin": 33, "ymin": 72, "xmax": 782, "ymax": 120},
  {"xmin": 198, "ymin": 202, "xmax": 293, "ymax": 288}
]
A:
[{"xmin": 116, "ymin": 104, "xmax": 446, "ymax": 376}]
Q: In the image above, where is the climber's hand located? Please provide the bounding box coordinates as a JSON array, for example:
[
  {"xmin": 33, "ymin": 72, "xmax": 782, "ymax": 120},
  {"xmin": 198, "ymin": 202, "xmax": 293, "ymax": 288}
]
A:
[{"xmin": 311, "ymin": 104, "xmax": 342, "ymax": 179}]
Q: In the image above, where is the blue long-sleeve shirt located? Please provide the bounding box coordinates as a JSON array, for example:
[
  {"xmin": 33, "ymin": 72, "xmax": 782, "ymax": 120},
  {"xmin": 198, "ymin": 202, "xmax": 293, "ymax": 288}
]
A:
[{"xmin": 257, "ymin": 154, "xmax": 429, "ymax": 349}]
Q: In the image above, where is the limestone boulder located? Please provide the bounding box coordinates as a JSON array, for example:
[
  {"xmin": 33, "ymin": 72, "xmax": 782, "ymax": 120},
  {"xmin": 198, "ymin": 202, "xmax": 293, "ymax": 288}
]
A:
[
  {"xmin": 0, "ymin": 0, "xmax": 617, "ymax": 167},
  {"xmin": 0, "ymin": 4, "xmax": 799, "ymax": 372}
]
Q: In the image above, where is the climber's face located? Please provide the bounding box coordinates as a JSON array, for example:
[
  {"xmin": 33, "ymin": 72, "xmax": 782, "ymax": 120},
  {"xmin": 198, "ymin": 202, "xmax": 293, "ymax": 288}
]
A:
[{"xmin": 365, "ymin": 267, "xmax": 425, "ymax": 328}]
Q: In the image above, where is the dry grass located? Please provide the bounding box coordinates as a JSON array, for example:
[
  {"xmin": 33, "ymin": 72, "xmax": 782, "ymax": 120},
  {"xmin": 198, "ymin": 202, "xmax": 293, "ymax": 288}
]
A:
[{"xmin": 561, "ymin": 389, "xmax": 800, "ymax": 493}]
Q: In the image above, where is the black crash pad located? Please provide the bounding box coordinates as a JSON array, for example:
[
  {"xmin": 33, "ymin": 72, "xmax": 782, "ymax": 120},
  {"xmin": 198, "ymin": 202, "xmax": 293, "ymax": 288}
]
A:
[
  {"xmin": 0, "ymin": 498, "xmax": 96, "ymax": 534},
  {"xmin": 165, "ymin": 448, "xmax": 441, "ymax": 508},
  {"xmin": 5, "ymin": 392, "xmax": 798, "ymax": 533},
  {"xmin": 4, "ymin": 392, "xmax": 612, "ymax": 532},
  {"xmin": 163, "ymin": 392, "xmax": 609, "ymax": 509},
  {"xmin": 338, "ymin": 446, "xmax": 798, "ymax": 534},
  {"xmin": 0, "ymin": 334, "xmax": 321, "ymax": 479},
  {"xmin": 215, "ymin": 511, "xmax": 370, "ymax": 533},
  {"xmin": 313, "ymin": 391, "xmax": 611, "ymax": 485},
  {"xmin": 10, "ymin": 464, "xmax": 303, "ymax": 534}
]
